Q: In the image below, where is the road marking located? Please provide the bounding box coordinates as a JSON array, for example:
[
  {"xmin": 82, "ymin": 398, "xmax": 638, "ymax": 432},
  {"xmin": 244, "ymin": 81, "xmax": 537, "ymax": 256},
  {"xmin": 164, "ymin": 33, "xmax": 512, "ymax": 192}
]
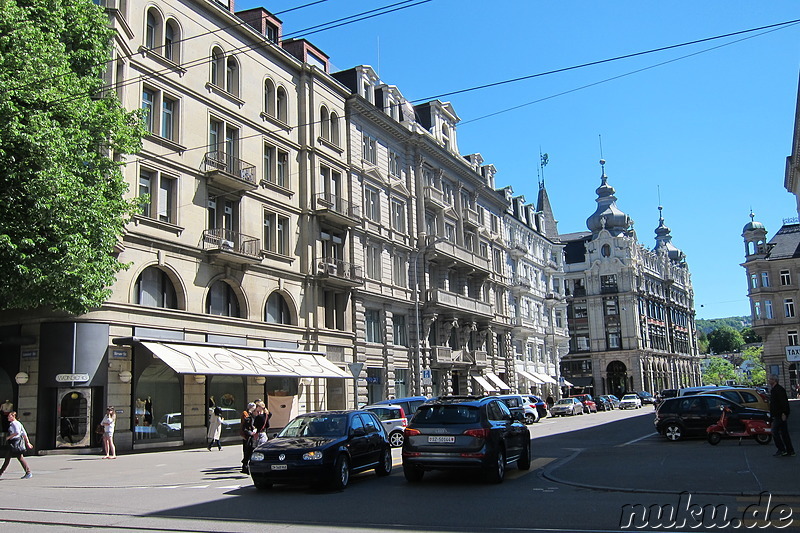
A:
[
  {"xmin": 617, "ymin": 432, "xmax": 658, "ymax": 447},
  {"xmin": 531, "ymin": 457, "xmax": 556, "ymax": 470}
]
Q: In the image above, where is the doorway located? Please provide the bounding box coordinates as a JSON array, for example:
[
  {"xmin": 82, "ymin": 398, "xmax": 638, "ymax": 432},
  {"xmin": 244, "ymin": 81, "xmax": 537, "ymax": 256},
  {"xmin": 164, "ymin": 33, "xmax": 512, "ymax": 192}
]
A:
[{"xmin": 56, "ymin": 388, "xmax": 92, "ymax": 448}]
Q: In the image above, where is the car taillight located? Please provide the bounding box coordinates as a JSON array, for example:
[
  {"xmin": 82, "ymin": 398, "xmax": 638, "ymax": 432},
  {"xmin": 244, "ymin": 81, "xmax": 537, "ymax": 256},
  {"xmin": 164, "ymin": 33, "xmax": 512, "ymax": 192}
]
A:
[
  {"xmin": 404, "ymin": 428, "xmax": 421, "ymax": 436},
  {"xmin": 463, "ymin": 428, "xmax": 490, "ymax": 439},
  {"xmin": 398, "ymin": 407, "xmax": 408, "ymax": 426}
]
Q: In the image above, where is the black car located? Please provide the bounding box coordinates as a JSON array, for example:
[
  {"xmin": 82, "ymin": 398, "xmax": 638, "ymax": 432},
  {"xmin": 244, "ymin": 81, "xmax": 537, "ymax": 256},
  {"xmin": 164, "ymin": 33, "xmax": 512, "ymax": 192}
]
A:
[
  {"xmin": 402, "ymin": 395, "xmax": 530, "ymax": 484},
  {"xmin": 654, "ymin": 395, "xmax": 770, "ymax": 441},
  {"xmin": 248, "ymin": 410, "xmax": 392, "ymax": 490},
  {"xmin": 595, "ymin": 395, "xmax": 614, "ymax": 411},
  {"xmin": 528, "ymin": 394, "xmax": 549, "ymax": 419},
  {"xmin": 636, "ymin": 391, "xmax": 655, "ymax": 405}
]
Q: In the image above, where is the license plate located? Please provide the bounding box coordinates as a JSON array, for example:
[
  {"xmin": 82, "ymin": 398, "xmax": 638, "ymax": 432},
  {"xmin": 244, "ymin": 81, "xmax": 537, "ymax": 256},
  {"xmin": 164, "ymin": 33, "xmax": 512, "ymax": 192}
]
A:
[
  {"xmin": 428, "ymin": 436, "xmax": 455, "ymax": 443},
  {"xmin": 271, "ymin": 464, "xmax": 288, "ymax": 470}
]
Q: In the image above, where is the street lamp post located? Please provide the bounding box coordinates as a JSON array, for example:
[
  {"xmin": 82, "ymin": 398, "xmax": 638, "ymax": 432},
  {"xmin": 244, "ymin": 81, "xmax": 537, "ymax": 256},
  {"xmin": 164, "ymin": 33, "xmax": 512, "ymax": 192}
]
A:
[{"xmin": 412, "ymin": 235, "xmax": 447, "ymax": 396}]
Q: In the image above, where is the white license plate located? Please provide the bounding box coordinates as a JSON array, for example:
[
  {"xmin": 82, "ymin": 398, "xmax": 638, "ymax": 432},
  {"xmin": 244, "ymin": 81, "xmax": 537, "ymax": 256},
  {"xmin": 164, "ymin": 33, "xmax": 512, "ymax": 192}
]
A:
[
  {"xmin": 271, "ymin": 464, "xmax": 288, "ymax": 470},
  {"xmin": 428, "ymin": 436, "xmax": 455, "ymax": 443}
]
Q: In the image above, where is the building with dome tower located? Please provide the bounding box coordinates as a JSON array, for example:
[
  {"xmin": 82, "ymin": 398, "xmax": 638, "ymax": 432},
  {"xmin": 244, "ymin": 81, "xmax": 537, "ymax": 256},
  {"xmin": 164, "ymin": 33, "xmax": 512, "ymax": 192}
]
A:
[{"xmin": 559, "ymin": 160, "xmax": 701, "ymax": 397}]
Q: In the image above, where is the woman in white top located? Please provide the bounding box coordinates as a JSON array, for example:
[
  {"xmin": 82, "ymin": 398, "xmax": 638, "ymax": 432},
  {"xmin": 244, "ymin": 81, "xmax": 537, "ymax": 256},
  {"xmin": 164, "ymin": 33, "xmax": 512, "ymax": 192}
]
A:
[
  {"xmin": 207, "ymin": 407, "xmax": 224, "ymax": 451},
  {"xmin": 0, "ymin": 411, "xmax": 33, "ymax": 478},
  {"xmin": 101, "ymin": 406, "xmax": 117, "ymax": 459}
]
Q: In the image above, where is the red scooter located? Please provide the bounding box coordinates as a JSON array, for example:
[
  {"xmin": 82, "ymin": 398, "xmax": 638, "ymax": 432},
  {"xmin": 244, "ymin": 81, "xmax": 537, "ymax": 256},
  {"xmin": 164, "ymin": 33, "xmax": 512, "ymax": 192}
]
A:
[{"xmin": 706, "ymin": 406, "xmax": 771, "ymax": 445}]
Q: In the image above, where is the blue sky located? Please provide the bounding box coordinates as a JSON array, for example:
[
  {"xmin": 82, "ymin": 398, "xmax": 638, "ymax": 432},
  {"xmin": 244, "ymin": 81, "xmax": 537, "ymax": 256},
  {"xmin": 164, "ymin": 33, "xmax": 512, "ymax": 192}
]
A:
[{"xmin": 237, "ymin": 0, "xmax": 800, "ymax": 319}]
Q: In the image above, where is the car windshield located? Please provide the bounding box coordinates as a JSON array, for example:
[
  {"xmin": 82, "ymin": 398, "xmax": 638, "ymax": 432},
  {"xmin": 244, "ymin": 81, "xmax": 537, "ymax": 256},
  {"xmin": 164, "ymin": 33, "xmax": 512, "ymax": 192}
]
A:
[
  {"xmin": 622, "ymin": 395, "xmax": 637, "ymax": 400},
  {"xmin": 365, "ymin": 407, "xmax": 399, "ymax": 421},
  {"xmin": 279, "ymin": 414, "xmax": 347, "ymax": 437},
  {"xmin": 555, "ymin": 399, "xmax": 573, "ymax": 405},
  {"xmin": 413, "ymin": 404, "xmax": 480, "ymax": 424}
]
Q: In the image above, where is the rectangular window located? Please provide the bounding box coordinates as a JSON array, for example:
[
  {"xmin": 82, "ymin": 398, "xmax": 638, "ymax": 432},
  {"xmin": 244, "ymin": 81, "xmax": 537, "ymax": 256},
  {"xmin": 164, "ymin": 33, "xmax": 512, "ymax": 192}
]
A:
[
  {"xmin": 754, "ymin": 301, "xmax": 761, "ymax": 319},
  {"xmin": 277, "ymin": 151, "xmax": 288, "ymax": 188},
  {"xmin": 604, "ymin": 299, "xmax": 618, "ymax": 316},
  {"xmin": 139, "ymin": 168, "xmax": 177, "ymax": 223},
  {"xmin": 263, "ymin": 212, "xmax": 273, "ymax": 251},
  {"xmin": 157, "ymin": 177, "xmax": 174, "ymax": 222},
  {"xmin": 765, "ymin": 300, "xmax": 774, "ymax": 319},
  {"xmin": 601, "ymin": 274, "xmax": 618, "ymax": 292},
  {"xmin": 389, "ymin": 151, "xmax": 401, "ymax": 177},
  {"xmin": 391, "ymin": 198, "xmax": 406, "ymax": 233},
  {"xmin": 366, "ymin": 309, "xmax": 381, "ymax": 343},
  {"xmin": 576, "ymin": 336, "xmax": 590, "ymax": 350},
  {"xmin": 761, "ymin": 272, "xmax": 770, "ymax": 288},
  {"xmin": 750, "ymin": 273, "xmax": 758, "ymax": 289},
  {"xmin": 781, "ymin": 270, "xmax": 792, "ymax": 286},
  {"xmin": 490, "ymin": 214, "xmax": 499, "ymax": 234},
  {"xmin": 608, "ymin": 332, "xmax": 621, "ymax": 349},
  {"xmin": 364, "ymin": 187, "xmax": 380, "ymax": 222},
  {"xmin": 139, "ymin": 170, "xmax": 152, "ymax": 217},
  {"xmin": 161, "ymin": 97, "xmax": 175, "ymax": 140},
  {"xmin": 362, "ymin": 133, "xmax": 377, "ymax": 164},
  {"xmin": 142, "ymin": 89, "xmax": 155, "ymax": 133},
  {"xmin": 789, "ymin": 330, "xmax": 799, "ymax": 346},
  {"xmin": 493, "ymin": 249, "xmax": 502, "ymax": 273},
  {"xmin": 393, "ymin": 315, "xmax": 407, "ymax": 346},
  {"xmin": 366, "ymin": 244, "xmax": 381, "ymax": 280},
  {"xmin": 393, "ymin": 253, "xmax": 406, "ymax": 288},
  {"xmin": 209, "ymin": 119, "xmax": 221, "ymax": 152},
  {"xmin": 786, "ymin": 298, "xmax": 796, "ymax": 318},
  {"xmin": 263, "ymin": 211, "xmax": 290, "ymax": 255},
  {"xmin": 263, "ymin": 144, "xmax": 274, "ymax": 184},
  {"xmin": 445, "ymin": 223, "xmax": 456, "ymax": 242}
]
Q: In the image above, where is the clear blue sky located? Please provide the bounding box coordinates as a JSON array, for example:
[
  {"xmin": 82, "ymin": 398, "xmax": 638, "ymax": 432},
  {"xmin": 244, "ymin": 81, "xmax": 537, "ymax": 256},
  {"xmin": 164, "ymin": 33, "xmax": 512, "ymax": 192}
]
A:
[{"xmin": 238, "ymin": 0, "xmax": 800, "ymax": 320}]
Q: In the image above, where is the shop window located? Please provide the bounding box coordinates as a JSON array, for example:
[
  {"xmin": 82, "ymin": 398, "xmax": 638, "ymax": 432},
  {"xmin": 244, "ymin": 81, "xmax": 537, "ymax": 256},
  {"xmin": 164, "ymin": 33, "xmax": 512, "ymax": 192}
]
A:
[
  {"xmin": 207, "ymin": 375, "xmax": 245, "ymax": 440},
  {"xmin": 134, "ymin": 358, "xmax": 181, "ymax": 442}
]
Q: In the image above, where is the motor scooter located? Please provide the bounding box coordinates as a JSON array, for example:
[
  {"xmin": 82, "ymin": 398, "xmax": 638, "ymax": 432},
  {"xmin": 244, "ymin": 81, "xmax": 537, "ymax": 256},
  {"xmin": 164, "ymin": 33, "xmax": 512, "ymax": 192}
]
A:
[{"xmin": 706, "ymin": 405, "xmax": 771, "ymax": 445}]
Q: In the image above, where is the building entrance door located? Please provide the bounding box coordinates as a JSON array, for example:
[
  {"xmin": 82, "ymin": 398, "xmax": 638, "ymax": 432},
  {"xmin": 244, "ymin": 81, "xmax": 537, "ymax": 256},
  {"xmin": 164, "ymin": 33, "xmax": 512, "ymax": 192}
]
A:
[{"xmin": 56, "ymin": 388, "xmax": 92, "ymax": 447}]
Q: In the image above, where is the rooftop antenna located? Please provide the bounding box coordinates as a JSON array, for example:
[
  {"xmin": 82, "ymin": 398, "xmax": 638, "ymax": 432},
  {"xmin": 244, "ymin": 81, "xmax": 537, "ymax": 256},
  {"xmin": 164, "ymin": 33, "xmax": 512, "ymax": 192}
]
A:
[
  {"xmin": 539, "ymin": 147, "xmax": 548, "ymax": 187},
  {"xmin": 598, "ymin": 134, "xmax": 606, "ymax": 176},
  {"xmin": 658, "ymin": 185, "xmax": 663, "ymax": 221}
]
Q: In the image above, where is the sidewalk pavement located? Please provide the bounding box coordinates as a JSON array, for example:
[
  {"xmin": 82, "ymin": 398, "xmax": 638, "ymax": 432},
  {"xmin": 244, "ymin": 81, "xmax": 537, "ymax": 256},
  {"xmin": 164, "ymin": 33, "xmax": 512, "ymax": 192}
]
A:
[{"xmin": 543, "ymin": 407, "xmax": 800, "ymax": 497}]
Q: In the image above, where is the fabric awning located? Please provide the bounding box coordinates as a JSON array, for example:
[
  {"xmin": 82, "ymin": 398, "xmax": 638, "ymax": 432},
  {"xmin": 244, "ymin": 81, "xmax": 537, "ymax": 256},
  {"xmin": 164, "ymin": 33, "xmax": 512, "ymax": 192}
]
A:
[
  {"xmin": 139, "ymin": 341, "xmax": 352, "ymax": 379},
  {"xmin": 485, "ymin": 372, "xmax": 511, "ymax": 390},
  {"xmin": 473, "ymin": 375, "xmax": 498, "ymax": 392},
  {"xmin": 532, "ymin": 372, "xmax": 559, "ymax": 385},
  {"xmin": 562, "ymin": 378, "xmax": 575, "ymax": 387},
  {"xmin": 517, "ymin": 369, "xmax": 544, "ymax": 384}
]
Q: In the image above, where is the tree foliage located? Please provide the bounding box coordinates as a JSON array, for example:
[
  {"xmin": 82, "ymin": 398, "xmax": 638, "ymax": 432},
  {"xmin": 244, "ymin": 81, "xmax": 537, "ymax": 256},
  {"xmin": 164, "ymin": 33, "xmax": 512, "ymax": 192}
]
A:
[
  {"xmin": 740, "ymin": 346, "xmax": 766, "ymax": 387},
  {"xmin": 696, "ymin": 316, "xmax": 751, "ymax": 334},
  {"xmin": 0, "ymin": 0, "xmax": 143, "ymax": 314},
  {"xmin": 707, "ymin": 326, "xmax": 745, "ymax": 354},
  {"xmin": 702, "ymin": 356, "xmax": 737, "ymax": 385},
  {"xmin": 740, "ymin": 326, "xmax": 761, "ymax": 344}
]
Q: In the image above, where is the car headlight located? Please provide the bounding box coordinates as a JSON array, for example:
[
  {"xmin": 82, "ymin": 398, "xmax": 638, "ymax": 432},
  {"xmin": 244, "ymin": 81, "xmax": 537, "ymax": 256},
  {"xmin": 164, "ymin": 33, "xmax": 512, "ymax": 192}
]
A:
[
  {"xmin": 250, "ymin": 452, "xmax": 264, "ymax": 462},
  {"xmin": 303, "ymin": 450, "xmax": 323, "ymax": 461}
]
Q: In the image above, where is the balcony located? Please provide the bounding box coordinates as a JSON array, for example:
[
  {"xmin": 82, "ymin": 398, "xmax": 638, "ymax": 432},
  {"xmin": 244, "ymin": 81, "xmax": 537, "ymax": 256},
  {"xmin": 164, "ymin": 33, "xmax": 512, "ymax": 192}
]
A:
[
  {"xmin": 428, "ymin": 238, "xmax": 491, "ymax": 274},
  {"xmin": 466, "ymin": 350, "xmax": 488, "ymax": 367},
  {"xmin": 511, "ymin": 316, "xmax": 538, "ymax": 332},
  {"xmin": 508, "ymin": 240, "xmax": 527, "ymax": 258},
  {"xmin": 423, "ymin": 186, "xmax": 448, "ymax": 210},
  {"xmin": 431, "ymin": 346, "xmax": 454, "ymax": 365},
  {"xmin": 510, "ymin": 275, "xmax": 533, "ymax": 296},
  {"xmin": 313, "ymin": 193, "xmax": 361, "ymax": 227},
  {"xmin": 315, "ymin": 257, "xmax": 364, "ymax": 288},
  {"xmin": 462, "ymin": 207, "xmax": 481, "ymax": 228},
  {"xmin": 426, "ymin": 288, "xmax": 493, "ymax": 318},
  {"xmin": 203, "ymin": 151, "xmax": 258, "ymax": 193},
  {"xmin": 202, "ymin": 228, "xmax": 261, "ymax": 265}
]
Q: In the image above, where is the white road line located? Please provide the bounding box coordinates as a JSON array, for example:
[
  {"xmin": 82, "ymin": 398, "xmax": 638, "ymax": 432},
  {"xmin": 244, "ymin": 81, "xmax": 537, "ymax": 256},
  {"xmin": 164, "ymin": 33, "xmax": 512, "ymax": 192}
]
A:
[{"xmin": 617, "ymin": 432, "xmax": 658, "ymax": 447}]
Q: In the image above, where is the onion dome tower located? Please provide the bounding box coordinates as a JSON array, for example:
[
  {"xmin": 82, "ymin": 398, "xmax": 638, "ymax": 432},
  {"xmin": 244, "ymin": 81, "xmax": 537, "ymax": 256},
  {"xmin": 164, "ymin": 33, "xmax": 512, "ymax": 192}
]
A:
[
  {"xmin": 653, "ymin": 206, "xmax": 685, "ymax": 263},
  {"xmin": 586, "ymin": 159, "xmax": 633, "ymax": 236}
]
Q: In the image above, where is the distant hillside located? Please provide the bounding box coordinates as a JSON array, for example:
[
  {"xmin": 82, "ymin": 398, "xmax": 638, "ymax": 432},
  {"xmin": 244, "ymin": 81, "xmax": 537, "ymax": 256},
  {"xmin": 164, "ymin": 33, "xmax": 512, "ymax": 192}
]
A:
[{"xmin": 696, "ymin": 316, "xmax": 751, "ymax": 334}]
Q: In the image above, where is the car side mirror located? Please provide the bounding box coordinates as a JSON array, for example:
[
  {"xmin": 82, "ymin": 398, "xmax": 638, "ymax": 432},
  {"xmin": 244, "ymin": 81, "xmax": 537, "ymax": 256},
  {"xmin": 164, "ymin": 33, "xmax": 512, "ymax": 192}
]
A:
[{"xmin": 351, "ymin": 427, "xmax": 366, "ymax": 437}]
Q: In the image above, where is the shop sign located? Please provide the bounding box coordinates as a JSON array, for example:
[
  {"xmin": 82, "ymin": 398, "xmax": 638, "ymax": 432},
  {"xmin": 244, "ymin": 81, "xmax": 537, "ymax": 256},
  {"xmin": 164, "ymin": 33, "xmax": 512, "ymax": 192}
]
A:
[
  {"xmin": 55, "ymin": 373, "xmax": 90, "ymax": 383},
  {"xmin": 786, "ymin": 346, "xmax": 800, "ymax": 362},
  {"xmin": 111, "ymin": 349, "xmax": 128, "ymax": 359},
  {"xmin": 21, "ymin": 349, "xmax": 38, "ymax": 358}
]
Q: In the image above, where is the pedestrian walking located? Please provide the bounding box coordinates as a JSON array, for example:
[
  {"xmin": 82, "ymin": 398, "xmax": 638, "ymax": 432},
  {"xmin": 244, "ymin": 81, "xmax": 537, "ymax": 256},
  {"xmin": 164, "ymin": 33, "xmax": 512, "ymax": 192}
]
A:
[
  {"xmin": 251, "ymin": 400, "xmax": 270, "ymax": 448},
  {"xmin": 0, "ymin": 411, "xmax": 33, "ymax": 479},
  {"xmin": 240, "ymin": 402, "xmax": 256, "ymax": 474},
  {"xmin": 101, "ymin": 406, "xmax": 117, "ymax": 459},
  {"xmin": 207, "ymin": 407, "xmax": 223, "ymax": 451},
  {"xmin": 768, "ymin": 374, "xmax": 795, "ymax": 457}
]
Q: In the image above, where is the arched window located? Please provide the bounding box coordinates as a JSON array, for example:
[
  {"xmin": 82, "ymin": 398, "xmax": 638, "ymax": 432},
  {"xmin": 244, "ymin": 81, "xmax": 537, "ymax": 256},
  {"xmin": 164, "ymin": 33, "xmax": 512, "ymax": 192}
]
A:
[
  {"xmin": 164, "ymin": 19, "xmax": 178, "ymax": 61},
  {"xmin": 210, "ymin": 47, "xmax": 224, "ymax": 87},
  {"xmin": 276, "ymin": 87, "xmax": 287, "ymax": 122},
  {"xmin": 330, "ymin": 112, "xmax": 340, "ymax": 146},
  {"xmin": 320, "ymin": 106, "xmax": 330, "ymax": 140},
  {"xmin": 206, "ymin": 280, "xmax": 240, "ymax": 317},
  {"xmin": 225, "ymin": 56, "xmax": 239, "ymax": 96},
  {"xmin": 264, "ymin": 79, "xmax": 275, "ymax": 116},
  {"xmin": 265, "ymin": 292, "xmax": 292, "ymax": 324},
  {"xmin": 135, "ymin": 266, "xmax": 178, "ymax": 309},
  {"xmin": 145, "ymin": 9, "xmax": 159, "ymax": 49}
]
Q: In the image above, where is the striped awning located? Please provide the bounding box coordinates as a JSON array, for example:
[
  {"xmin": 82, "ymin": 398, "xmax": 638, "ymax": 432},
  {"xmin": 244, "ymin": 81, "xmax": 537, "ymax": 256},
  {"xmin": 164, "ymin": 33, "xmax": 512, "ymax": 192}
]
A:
[{"xmin": 473, "ymin": 375, "xmax": 498, "ymax": 392}]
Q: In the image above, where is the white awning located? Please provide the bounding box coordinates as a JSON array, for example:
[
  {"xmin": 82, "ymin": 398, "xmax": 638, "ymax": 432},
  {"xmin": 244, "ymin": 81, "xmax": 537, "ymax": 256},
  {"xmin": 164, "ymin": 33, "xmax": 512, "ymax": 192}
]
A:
[
  {"xmin": 473, "ymin": 375, "xmax": 498, "ymax": 392},
  {"xmin": 139, "ymin": 342, "xmax": 352, "ymax": 379},
  {"xmin": 562, "ymin": 378, "xmax": 574, "ymax": 387},
  {"xmin": 531, "ymin": 372, "xmax": 559, "ymax": 385},
  {"xmin": 485, "ymin": 372, "xmax": 512, "ymax": 390},
  {"xmin": 517, "ymin": 369, "xmax": 544, "ymax": 384}
]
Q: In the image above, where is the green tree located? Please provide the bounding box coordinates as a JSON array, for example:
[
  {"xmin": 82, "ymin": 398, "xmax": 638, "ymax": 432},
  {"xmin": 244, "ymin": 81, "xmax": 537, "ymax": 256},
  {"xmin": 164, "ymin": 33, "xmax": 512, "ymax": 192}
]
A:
[
  {"xmin": 707, "ymin": 326, "xmax": 745, "ymax": 354},
  {"xmin": 697, "ymin": 329, "xmax": 710, "ymax": 354},
  {"xmin": 740, "ymin": 346, "xmax": 766, "ymax": 386},
  {"xmin": 0, "ymin": 0, "xmax": 143, "ymax": 315},
  {"xmin": 702, "ymin": 356, "xmax": 737, "ymax": 385}
]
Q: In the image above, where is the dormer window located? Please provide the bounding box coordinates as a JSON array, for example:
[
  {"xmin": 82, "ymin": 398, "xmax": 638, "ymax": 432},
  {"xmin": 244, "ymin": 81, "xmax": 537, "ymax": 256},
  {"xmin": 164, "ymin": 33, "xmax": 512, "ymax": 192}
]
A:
[
  {"xmin": 363, "ymin": 81, "xmax": 372, "ymax": 103},
  {"xmin": 442, "ymin": 125, "xmax": 451, "ymax": 151},
  {"xmin": 265, "ymin": 22, "xmax": 278, "ymax": 43}
]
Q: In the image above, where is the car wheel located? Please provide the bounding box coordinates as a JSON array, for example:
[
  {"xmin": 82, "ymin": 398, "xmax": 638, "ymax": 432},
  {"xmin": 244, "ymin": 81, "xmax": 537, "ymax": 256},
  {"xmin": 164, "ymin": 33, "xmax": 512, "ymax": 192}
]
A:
[
  {"xmin": 707, "ymin": 432, "xmax": 722, "ymax": 445},
  {"xmin": 375, "ymin": 447, "xmax": 392, "ymax": 476},
  {"xmin": 252, "ymin": 476, "xmax": 272, "ymax": 490},
  {"xmin": 485, "ymin": 447, "xmax": 506, "ymax": 484},
  {"xmin": 755, "ymin": 434, "xmax": 772, "ymax": 445},
  {"xmin": 329, "ymin": 454, "xmax": 350, "ymax": 490},
  {"xmin": 389, "ymin": 430, "xmax": 404, "ymax": 448},
  {"xmin": 517, "ymin": 441, "xmax": 531, "ymax": 471},
  {"xmin": 525, "ymin": 413, "xmax": 535, "ymax": 425},
  {"xmin": 664, "ymin": 423, "xmax": 684, "ymax": 441},
  {"xmin": 403, "ymin": 463, "xmax": 424, "ymax": 482}
]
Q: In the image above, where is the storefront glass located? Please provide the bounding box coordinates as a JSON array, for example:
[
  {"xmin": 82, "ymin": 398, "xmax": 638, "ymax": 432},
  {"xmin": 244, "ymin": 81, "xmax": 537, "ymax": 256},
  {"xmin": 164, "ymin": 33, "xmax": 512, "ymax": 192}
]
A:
[
  {"xmin": 134, "ymin": 359, "xmax": 181, "ymax": 442},
  {"xmin": 207, "ymin": 375, "xmax": 244, "ymax": 440}
]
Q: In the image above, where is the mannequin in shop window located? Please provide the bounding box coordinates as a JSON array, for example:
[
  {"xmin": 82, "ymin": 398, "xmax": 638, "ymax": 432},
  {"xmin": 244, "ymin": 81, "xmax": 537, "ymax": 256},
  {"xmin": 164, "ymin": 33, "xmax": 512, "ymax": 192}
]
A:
[{"xmin": 144, "ymin": 397, "xmax": 153, "ymax": 426}]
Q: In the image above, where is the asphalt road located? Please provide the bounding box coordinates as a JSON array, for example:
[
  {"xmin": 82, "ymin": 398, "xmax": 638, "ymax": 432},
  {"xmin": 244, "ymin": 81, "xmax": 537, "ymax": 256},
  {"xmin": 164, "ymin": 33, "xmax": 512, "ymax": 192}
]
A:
[{"xmin": 1, "ymin": 405, "xmax": 798, "ymax": 533}]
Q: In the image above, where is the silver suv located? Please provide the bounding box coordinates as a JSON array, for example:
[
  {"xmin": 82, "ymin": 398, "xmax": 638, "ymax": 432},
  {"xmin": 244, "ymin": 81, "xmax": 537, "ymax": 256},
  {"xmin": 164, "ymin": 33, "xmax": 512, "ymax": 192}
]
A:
[{"xmin": 362, "ymin": 404, "xmax": 408, "ymax": 447}]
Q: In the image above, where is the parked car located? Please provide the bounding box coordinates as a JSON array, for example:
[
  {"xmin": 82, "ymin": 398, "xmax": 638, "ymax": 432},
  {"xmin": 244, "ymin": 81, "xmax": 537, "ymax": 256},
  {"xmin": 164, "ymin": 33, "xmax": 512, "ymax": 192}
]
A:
[
  {"xmin": 248, "ymin": 410, "xmax": 392, "ymax": 490},
  {"xmin": 528, "ymin": 395, "xmax": 549, "ymax": 419},
  {"xmin": 655, "ymin": 389, "xmax": 678, "ymax": 408},
  {"xmin": 698, "ymin": 387, "xmax": 770, "ymax": 412},
  {"xmin": 550, "ymin": 397, "xmax": 583, "ymax": 416},
  {"xmin": 570, "ymin": 394, "xmax": 597, "ymax": 413},
  {"xmin": 679, "ymin": 385, "xmax": 724, "ymax": 396},
  {"xmin": 374, "ymin": 396, "xmax": 428, "ymax": 420},
  {"xmin": 494, "ymin": 394, "xmax": 539, "ymax": 424},
  {"xmin": 618, "ymin": 394, "xmax": 642, "ymax": 410},
  {"xmin": 654, "ymin": 395, "xmax": 770, "ymax": 441},
  {"xmin": 636, "ymin": 391, "xmax": 655, "ymax": 405},
  {"xmin": 595, "ymin": 396, "xmax": 613, "ymax": 411},
  {"xmin": 362, "ymin": 404, "xmax": 408, "ymax": 447},
  {"xmin": 605, "ymin": 395, "xmax": 621, "ymax": 409},
  {"xmin": 402, "ymin": 395, "xmax": 530, "ymax": 484}
]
